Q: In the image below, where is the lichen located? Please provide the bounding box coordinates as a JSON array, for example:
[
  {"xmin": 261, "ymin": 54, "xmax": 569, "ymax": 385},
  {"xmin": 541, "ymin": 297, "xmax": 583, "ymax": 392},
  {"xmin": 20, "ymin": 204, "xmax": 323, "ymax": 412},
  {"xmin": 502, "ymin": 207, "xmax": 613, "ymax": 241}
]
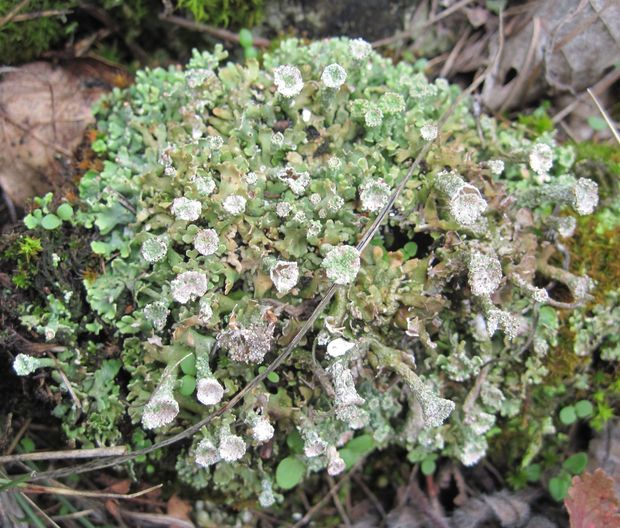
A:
[{"xmin": 7, "ymin": 37, "xmax": 615, "ymax": 508}]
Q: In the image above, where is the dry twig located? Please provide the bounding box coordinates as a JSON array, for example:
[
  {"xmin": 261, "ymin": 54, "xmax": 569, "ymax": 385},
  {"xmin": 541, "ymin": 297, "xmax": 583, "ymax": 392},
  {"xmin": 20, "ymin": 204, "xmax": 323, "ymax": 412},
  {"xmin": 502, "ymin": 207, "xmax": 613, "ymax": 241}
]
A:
[
  {"xmin": 159, "ymin": 13, "xmax": 270, "ymax": 48},
  {"xmin": 588, "ymin": 88, "xmax": 620, "ymax": 145},
  {"xmin": 0, "ymin": 446, "xmax": 127, "ymax": 465}
]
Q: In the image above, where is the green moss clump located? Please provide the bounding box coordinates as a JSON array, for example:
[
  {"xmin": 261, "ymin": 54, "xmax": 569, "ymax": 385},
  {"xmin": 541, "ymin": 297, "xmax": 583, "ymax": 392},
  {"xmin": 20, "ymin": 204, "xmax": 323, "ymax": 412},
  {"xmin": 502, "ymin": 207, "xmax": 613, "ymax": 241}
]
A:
[{"xmin": 0, "ymin": 0, "xmax": 72, "ymax": 65}]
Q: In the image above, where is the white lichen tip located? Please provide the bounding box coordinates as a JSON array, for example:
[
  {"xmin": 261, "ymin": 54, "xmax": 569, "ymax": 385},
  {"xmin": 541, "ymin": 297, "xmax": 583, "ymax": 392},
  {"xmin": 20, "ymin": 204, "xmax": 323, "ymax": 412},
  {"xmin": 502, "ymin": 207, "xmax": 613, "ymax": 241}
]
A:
[
  {"xmin": 458, "ymin": 435, "xmax": 488, "ymax": 467},
  {"xmin": 171, "ymin": 271, "xmax": 208, "ymax": 304},
  {"xmin": 350, "ymin": 38, "xmax": 372, "ymax": 60},
  {"xmin": 198, "ymin": 297, "xmax": 213, "ymax": 324},
  {"xmin": 321, "ymin": 63, "xmax": 347, "ymax": 89},
  {"xmin": 141, "ymin": 235, "xmax": 168, "ymax": 263},
  {"xmin": 529, "ymin": 143, "xmax": 553, "ymax": 178},
  {"xmin": 206, "ymin": 135, "xmax": 224, "ymax": 150},
  {"xmin": 276, "ymin": 201, "xmax": 292, "ymax": 218},
  {"xmin": 485, "ymin": 307, "xmax": 520, "ymax": 339},
  {"xmin": 273, "ymin": 65, "xmax": 303, "ymax": 97},
  {"xmin": 13, "ymin": 354, "xmax": 46, "ymax": 376},
  {"xmin": 142, "ymin": 380, "xmax": 179, "ymax": 430},
  {"xmin": 251, "ymin": 416, "xmax": 275, "ymax": 443},
  {"xmin": 270, "ymin": 260, "xmax": 299, "ymax": 294},
  {"xmin": 195, "ymin": 438, "xmax": 219, "ymax": 467},
  {"xmin": 487, "ymin": 159, "xmax": 505, "ymax": 175},
  {"xmin": 468, "ymin": 252, "xmax": 503, "ymax": 297},
  {"xmin": 322, "ymin": 245, "xmax": 361, "ymax": 285},
  {"xmin": 450, "ymin": 184, "xmax": 487, "ymax": 226},
  {"xmin": 435, "ymin": 170, "xmax": 488, "ymax": 226},
  {"xmin": 556, "ymin": 216, "xmax": 577, "ymax": 238},
  {"xmin": 327, "ymin": 446, "xmax": 346, "ymax": 476},
  {"xmin": 417, "ymin": 385, "xmax": 455, "ymax": 429},
  {"xmin": 360, "ymin": 179, "xmax": 391, "ymax": 212},
  {"xmin": 143, "ymin": 301, "xmax": 170, "ymax": 331},
  {"xmin": 222, "ymin": 195, "xmax": 247, "ymax": 215},
  {"xmin": 171, "ymin": 197, "xmax": 202, "ymax": 221},
  {"xmin": 303, "ymin": 431, "xmax": 327, "ymax": 458},
  {"xmin": 271, "ymin": 131, "xmax": 284, "ymax": 146},
  {"xmin": 194, "ymin": 228, "xmax": 219, "ymax": 256},
  {"xmin": 572, "ymin": 178, "xmax": 599, "ymax": 216},
  {"xmin": 258, "ymin": 479, "xmax": 276, "ymax": 508},
  {"xmin": 364, "ymin": 106, "xmax": 383, "ymax": 128},
  {"xmin": 380, "ymin": 92, "xmax": 405, "ymax": 114},
  {"xmin": 218, "ymin": 432, "xmax": 246, "ymax": 462},
  {"xmin": 326, "ymin": 338, "xmax": 355, "ymax": 358},
  {"xmin": 191, "ymin": 175, "xmax": 216, "ymax": 195},
  {"xmin": 420, "ymin": 123, "xmax": 438, "ymax": 141},
  {"xmin": 196, "ymin": 376, "xmax": 224, "ymax": 405}
]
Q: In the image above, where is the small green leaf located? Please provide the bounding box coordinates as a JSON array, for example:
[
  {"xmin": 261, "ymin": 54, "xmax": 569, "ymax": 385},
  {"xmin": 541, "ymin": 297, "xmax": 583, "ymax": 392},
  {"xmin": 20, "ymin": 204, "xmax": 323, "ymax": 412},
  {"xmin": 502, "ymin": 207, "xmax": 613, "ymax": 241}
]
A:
[
  {"xmin": 56, "ymin": 203, "xmax": 74, "ymax": 221},
  {"xmin": 267, "ymin": 371, "xmax": 280, "ymax": 383},
  {"xmin": 23, "ymin": 214, "xmax": 39, "ymax": 229},
  {"xmin": 275, "ymin": 457, "xmax": 306, "ymax": 490},
  {"xmin": 238, "ymin": 28, "xmax": 253, "ymax": 48},
  {"xmin": 286, "ymin": 430, "xmax": 304, "ymax": 454},
  {"xmin": 403, "ymin": 241, "xmax": 418, "ymax": 258},
  {"xmin": 339, "ymin": 448, "xmax": 356, "ymax": 468},
  {"xmin": 40, "ymin": 214, "xmax": 62, "ymax": 230},
  {"xmin": 525, "ymin": 463, "xmax": 541, "ymax": 482},
  {"xmin": 244, "ymin": 47, "xmax": 258, "ymax": 59},
  {"xmin": 549, "ymin": 474, "xmax": 571, "ymax": 501},
  {"xmin": 20, "ymin": 437, "xmax": 35, "ymax": 453},
  {"xmin": 587, "ymin": 115, "xmax": 607, "ymax": 132},
  {"xmin": 91, "ymin": 138, "xmax": 107, "ymax": 153},
  {"xmin": 90, "ymin": 241, "xmax": 109, "ymax": 255},
  {"xmin": 179, "ymin": 375, "xmax": 196, "ymax": 396},
  {"xmin": 345, "ymin": 434, "xmax": 375, "ymax": 455},
  {"xmin": 180, "ymin": 354, "xmax": 197, "ymax": 376},
  {"xmin": 538, "ymin": 306, "xmax": 558, "ymax": 329},
  {"xmin": 574, "ymin": 400, "xmax": 594, "ymax": 418},
  {"xmin": 563, "ymin": 452, "xmax": 587, "ymax": 475},
  {"xmin": 559, "ymin": 405, "xmax": 577, "ymax": 425},
  {"xmin": 421, "ymin": 458, "xmax": 436, "ymax": 475}
]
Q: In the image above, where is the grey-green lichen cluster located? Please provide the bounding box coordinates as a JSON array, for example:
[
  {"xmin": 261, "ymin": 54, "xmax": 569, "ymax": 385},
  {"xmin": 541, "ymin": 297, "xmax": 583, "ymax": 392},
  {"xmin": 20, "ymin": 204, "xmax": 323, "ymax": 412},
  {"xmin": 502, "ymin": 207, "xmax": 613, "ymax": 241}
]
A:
[{"xmin": 11, "ymin": 37, "xmax": 611, "ymax": 505}]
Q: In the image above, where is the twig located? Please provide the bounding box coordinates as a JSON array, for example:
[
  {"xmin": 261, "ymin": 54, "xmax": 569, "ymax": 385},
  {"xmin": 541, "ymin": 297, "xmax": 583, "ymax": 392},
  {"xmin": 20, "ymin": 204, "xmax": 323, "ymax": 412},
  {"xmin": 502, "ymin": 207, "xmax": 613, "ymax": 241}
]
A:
[
  {"xmin": 159, "ymin": 13, "xmax": 270, "ymax": 48},
  {"xmin": 4, "ymin": 420, "xmax": 31, "ymax": 457},
  {"xmin": 292, "ymin": 459, "xmax": 366, "ymax": 528},
  {"xmin": 0, "ymin": 446, "xmax": 127, "ymax": 464},
  {"xmin": 0, "ymin": 0, "xmax": 29, "ymax": 27},
  {"xmin": 462, "ymin": 364, "xmax": 490, "ymax": 414},
  {"xmin": 19, "ymin": 483, "xmax": 162, "ymax": 500},
  {"xmin": 588, "ymin": 88, "xmax": 620, "ymax": 145},
  {"xmin": 352, "ymin": 473, "xmax": 387, "ymax": 521},
  {"xmin": 13, "ymin": 18, "xmax": 505, "ymax": 484},
  {"xmin": 9, "ymin": 9, "xmax": 72, "ymax": 23},
  {"xmin": 326, "ymin": 474, "xmax": 351, "ymax": 527},
  {"xmin": 408, "ymin": 476, "xmax": 450, "ymax": 528},
  {"xmin": 15, "ymin": 491, "xmax": 62, "ymax": 528},
  {"xmin": 372, "ymin": 0, "xmax": 477, "ymax": 47},
  {"xmin": 552, "ymin": 67, "xmax": 620, "ymax": 124},
  {"xmin": 119, "ymin": 509, "xmax": 194, "ymax": 527},
  {"xmin": 51, "ymin": 509, "xmax": 97, "ymax": 521}
]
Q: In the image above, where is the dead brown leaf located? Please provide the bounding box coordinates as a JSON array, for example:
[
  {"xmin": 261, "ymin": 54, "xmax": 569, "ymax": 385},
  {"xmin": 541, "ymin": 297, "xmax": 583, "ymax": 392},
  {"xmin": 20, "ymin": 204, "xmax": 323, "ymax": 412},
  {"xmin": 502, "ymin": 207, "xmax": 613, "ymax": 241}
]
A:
[
  {"xmin": 0, "ymin": 59, "xmax": 128, "ymax": 207},
  {"xmin": 166, "ymin": 494, "xmax": 192, "ymax": 528},
  {"xmin": 482, "ymin": 0, "xmax": 620, "ymax": 111}
]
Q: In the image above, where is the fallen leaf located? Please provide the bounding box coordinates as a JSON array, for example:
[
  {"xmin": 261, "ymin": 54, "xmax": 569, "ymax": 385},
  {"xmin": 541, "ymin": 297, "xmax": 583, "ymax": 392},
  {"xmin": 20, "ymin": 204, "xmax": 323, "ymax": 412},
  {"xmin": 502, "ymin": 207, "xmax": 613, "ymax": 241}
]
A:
[
  {"xmin": 167, "ymin": 494, "xmax": 192, "ymax": 528},
  {"xmin": 0, "ymin": 59, "xmax": 128, "ymax": 207}
]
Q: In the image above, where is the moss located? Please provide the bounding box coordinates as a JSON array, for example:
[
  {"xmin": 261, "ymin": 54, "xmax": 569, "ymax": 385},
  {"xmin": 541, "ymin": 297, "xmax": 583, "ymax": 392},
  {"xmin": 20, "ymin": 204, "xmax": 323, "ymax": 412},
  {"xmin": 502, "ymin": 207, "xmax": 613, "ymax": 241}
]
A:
[
  {"xmin": 176, "ymin": 0, "xmax": 264, "ymax": 28},
  {"xmin": 0, "ymin": 0, "xmax": 72, "ymax": 65}
]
